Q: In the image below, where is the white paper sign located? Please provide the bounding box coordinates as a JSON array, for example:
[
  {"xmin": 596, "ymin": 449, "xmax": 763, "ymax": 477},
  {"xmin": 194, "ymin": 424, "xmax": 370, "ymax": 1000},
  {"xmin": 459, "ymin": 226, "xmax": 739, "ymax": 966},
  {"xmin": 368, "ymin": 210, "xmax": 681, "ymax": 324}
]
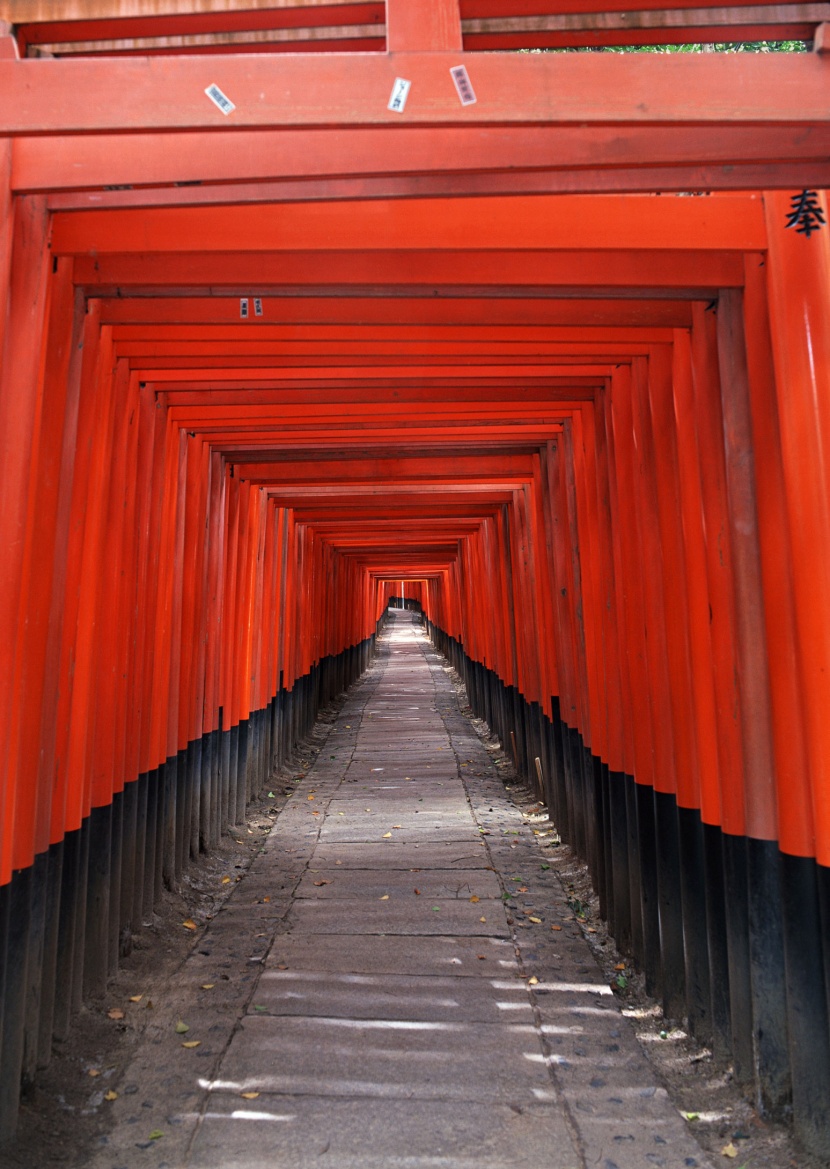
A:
[
  {"xmin": 450, "ymin": 65, "xmax": 476, "ymax": 106},
  {"xmin": 205, "ymin": 83, "xmax": 235, "ymax": 116},
  {"xmin": 388, "ymin": 77, "xmax": 411, "ymax": 114}
]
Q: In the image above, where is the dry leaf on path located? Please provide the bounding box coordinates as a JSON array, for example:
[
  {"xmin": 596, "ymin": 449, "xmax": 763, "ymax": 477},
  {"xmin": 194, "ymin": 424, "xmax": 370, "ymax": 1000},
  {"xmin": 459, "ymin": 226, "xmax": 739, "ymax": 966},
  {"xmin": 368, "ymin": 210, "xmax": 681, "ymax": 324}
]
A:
[
  {"xmin": 182, "ymin": 919, "xmax": 197, "ymax": 931},
  {"xmin": 382, "ymin": 832, "xmax": 392, "ymax": 838},
  {"xmin": 182, "ymin": 1040, "xmax": 201, "ymax": 1049},
  {"xmin": 87, "ymin": 1069, "xmax": 101, "ymax": 1078},
  {"xmin": 104, "ymin": 1091, "xmax": 118, "ymax": 1101},
  {"xmin": 721, "ymin": 1144, "xmax": 739, "ymax": 1158},
  {"xmin": 379, "ymin": 894, "xmax": 389, "ymax": 900},
  {"xmin": 528, "ymin": 916, "xmax": 542, "ymax": 924},
  {"xmin": 241, "ymin": 1091, "xmax": 260, "ymax": 1100},
  {"xmin": 174, "ymin": 1021, "xmax": 190, "ymax": 1034},
  {"xmin": 201, "ymin": 984, "xmax": 215, "ymax": 990},
  {"xmin": 313, "ymin": 880, "xmax": 330, "ymax": 887},
  {"xmin": 470, "ymin": 895, "xmax": 480, "ymax": 903},
  {"xmin": 107, "ymin": 1009, "xmax": 125, "ymax": 1020}
]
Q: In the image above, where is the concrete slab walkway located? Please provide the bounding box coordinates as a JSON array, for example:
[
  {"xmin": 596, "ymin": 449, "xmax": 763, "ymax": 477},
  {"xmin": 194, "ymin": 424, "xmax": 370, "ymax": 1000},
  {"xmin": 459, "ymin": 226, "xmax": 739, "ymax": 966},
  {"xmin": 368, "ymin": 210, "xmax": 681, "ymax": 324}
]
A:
[{"xmin": 91, "ymin": 613, "xmax": 714, "ymax": 1169}]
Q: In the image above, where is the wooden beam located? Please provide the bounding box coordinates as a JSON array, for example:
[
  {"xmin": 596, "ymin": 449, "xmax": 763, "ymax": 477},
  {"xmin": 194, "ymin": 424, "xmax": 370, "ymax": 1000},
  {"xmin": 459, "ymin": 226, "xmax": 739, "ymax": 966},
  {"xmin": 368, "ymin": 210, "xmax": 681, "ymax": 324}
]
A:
[{"xmin": 1, "ymin": 49, "xmax": 829, "ymax": 133}]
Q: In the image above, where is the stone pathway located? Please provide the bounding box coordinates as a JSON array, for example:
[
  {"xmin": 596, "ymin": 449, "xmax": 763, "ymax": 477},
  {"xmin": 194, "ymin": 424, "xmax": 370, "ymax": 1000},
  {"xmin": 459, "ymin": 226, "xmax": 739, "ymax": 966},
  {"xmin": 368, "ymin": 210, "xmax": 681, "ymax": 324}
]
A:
[{"xmin": 91, "ymin": 612, "xmax": 714, "ymax": 1169}]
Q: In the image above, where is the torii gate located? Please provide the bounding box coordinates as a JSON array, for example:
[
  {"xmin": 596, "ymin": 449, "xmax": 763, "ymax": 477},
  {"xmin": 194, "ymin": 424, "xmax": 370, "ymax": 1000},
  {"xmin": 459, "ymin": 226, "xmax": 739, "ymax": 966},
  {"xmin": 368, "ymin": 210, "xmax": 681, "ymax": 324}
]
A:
[{"xmin": 1, "ymin": 1, "xmax": 830, "ymax": 1159}]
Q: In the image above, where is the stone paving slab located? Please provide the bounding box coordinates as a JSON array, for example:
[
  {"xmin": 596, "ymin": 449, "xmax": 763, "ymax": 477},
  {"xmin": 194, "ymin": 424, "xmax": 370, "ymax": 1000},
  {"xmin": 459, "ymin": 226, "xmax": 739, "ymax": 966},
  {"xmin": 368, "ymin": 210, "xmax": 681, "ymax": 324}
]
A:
[
  {"xmin": 213, "ymin": 1015, "xmax": 554, "ymax": 1102},
  {"xmin": 308, "ymin": 841, "xmax": 490, "ymax": 869},
  {"xmin": 250, "ymin": 970, "xmax": 535, "ymax": 1023},
  {"xmin": 265, "ymin": 933, "xmax": 518, "ymax": 976},
  {"xmin": 295, "ymin": 867, "xmax": 502, "ymax": 900},
  {"xmin": 187, "ymin": 1099, "xmax": 577, "ymax": 1169},
  {"xmin": 285, "ymin": 897, "xmax": 511, "ymax": 936}
]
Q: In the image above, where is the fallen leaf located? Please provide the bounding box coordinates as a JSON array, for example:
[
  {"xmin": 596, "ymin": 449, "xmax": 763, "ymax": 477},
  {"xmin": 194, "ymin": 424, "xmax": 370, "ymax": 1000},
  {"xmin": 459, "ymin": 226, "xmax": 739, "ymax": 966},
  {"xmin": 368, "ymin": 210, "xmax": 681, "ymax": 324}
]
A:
[
  {"xmin": 382, "ymin": 832, "xmax": 392, "ymax": 838},
  {"xmin": 241, "ymin": 1091, "xmax": 260, "ymax": 1100},
  {"xmin": 379, "ymin": 894, "xmax": 389, "ymax": 900},
  {"xmin": 528, "ymin": 916, "xmax": 542, "ymax": 924},
  {"xmin": 477, "ymin": 955, "xmax": 486, "ymax": 960},
  {"xmin": 404, "ymin": 776, "xmax": 412, "ymax": 780},
  {"xmin": 586, "ymin": 927, "xmax": 597, "ymax": 933},
  {"xmin": 129, "ymin": 994, "xmax": 143, "ymax": 1003},
  {"xmin": 107, "ymin": 1008, "xmax": 125, "ymax": 1020},
  {"xmin": 277, "ymin": 963, "xmax": 289, "ymax": 970},
  {"xmin": 182, "ymin": 1040, "xmax": 201, "ymax": 1049},
  {"xmin": 432, "ymin": 906, "xmax": 441, "ymax": 912},
  {"xmin": 335, "ymin": 860, "xmax": 342, "ymax": 865},
  {"xmin": 479, "ymin": 916, "xmax": 487, "ymax": 923},
  {"xmin": 313, "ymin": 880, "xmax": 330, "ymax": 887},
  {"xmin": 721, "ymin": 1144, "xmax": 739, "ymax": 1158},
  {"xmin": 182, "ymin": 919, "xmax": 197, "ymax": 931},
  {"xmin": 469, "ymin": 895, "xmax": 480, "ymax": 903},
  {"xmin": 262, "ymin": 896, "xmax": 270, "ymax": 903},
  {"xmin": 551, "ymin": 925, "xmax": 562, "ymax": 931},
  {"xmin": 307, "ymin": 795, "xmax": 315, "ymax": 801},
  {"xmin": 149, "ymin": 1130, "xmax": 164, "ymax": 1141},
  {"xmin": 527, "ymin": 976, "xmax": 539, "ymax": 985},
  {"xmin": 222, "ymin": 876, "xmax": 231, "ymax": 885},
  {"xmin": 682, "ymin": 1112, "xmax": 700, "ymax": 1122},
  {"xmin": 88, "ymin": 1069, "xmax": 101, "ymax": 1078},
  {"xmin": 201, "ymin": 983, "xmax": 215, "ymax": 990},
  {"xmin": 175, "ymin": 1021, "xmax": 190, "ymax": 1034},
  {"xmin": 614, "ymin": 963, "xmax": 626, "ymax": 971},
  {"xmin": 104, "ymin": 1090, "xmax": 118, "ymax": 1101},
  {"xmin": 392, "ymin": 825, "xmax": 402, "ymax": 830},
  {"xmin": 517, "ymin": 887, "xmax": 528, "ymax": 893},
  {"xmin": 311, "ymin": 810, "xmax": 320, "ymax": 815},
  {"xmin": 414, "ymin": 889, "xmax": 421, "ymax": 895},
  {"xmin": 146, "ymin": 1000, "xmax": 154, "ymax": 1009}
]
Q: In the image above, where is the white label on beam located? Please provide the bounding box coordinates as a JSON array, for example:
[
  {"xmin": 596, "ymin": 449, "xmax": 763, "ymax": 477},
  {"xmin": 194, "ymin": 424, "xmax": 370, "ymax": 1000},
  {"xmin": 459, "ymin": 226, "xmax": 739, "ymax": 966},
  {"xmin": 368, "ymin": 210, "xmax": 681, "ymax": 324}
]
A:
[
  {"xmin": 205, "ymin": 84, "xmax": 236, "ymax": 116},
  {"xmin": 450, "ymin": 65, "xmax": 476, "ymax": 106},
  {"xmin": 388, "ymin": 77, "xmax": 411, "ymax": 114}
]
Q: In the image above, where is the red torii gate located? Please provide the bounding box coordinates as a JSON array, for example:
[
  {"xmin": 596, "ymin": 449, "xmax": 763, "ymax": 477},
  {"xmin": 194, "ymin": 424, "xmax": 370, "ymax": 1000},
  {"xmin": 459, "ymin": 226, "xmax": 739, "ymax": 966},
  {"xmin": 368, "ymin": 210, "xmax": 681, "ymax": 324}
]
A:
[{"xmin": 1, "ymin": 0, "xmax": 830, "ymax": 1159}]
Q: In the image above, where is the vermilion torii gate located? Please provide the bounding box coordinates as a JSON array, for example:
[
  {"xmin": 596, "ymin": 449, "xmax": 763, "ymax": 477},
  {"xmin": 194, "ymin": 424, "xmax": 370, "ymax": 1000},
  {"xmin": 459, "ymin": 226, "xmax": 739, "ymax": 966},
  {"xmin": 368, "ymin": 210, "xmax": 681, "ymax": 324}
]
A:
[{"xmin": 1, "ymin": 0, "xmax": 830, "ymax": 1158}]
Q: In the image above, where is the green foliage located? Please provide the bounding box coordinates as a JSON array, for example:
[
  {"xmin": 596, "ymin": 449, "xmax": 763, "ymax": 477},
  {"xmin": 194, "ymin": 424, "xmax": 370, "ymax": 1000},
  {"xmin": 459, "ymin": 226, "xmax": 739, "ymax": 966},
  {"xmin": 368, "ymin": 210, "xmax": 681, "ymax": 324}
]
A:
[
  {"xmin": 597, "ymin": 40, "xmax": 807, "ymax": 52},
  {"xmin": 524, "ymin": 40, "xmax": 807, "ymax": 54}
]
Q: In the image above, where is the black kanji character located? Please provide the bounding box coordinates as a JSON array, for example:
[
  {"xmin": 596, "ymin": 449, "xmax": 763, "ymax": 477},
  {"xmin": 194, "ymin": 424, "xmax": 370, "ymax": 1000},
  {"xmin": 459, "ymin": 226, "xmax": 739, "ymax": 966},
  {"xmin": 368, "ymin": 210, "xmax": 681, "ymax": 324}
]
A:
[{"xmin": 785, "ymin": 190, "xmax": 826, "ymax": 238}]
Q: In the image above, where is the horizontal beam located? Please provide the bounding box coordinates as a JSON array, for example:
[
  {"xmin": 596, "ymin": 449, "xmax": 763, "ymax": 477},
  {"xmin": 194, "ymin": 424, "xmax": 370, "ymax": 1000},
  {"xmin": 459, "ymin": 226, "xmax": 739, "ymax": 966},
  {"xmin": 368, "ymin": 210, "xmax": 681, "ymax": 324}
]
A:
[
  {"xmin": 52, "ymin": 195, "xmax": 765, "ymax": 253},
  {"xmin": 99, "ymin": 300, "xmax": 695, "ymax": 326},
  {"xmin": 2, "ymin": 50, "xmax": 829, "ymax": 133},
  {"xmin": 15, "ymin": 125, "xmax": 830, "ymax": 192},
  {"xmin": 70, "ymin": 253, "xmax": 747, "ymax": 291},
  {"xmin": 41, "ymin": 161, "xmax": 830, "ymax": 203}
]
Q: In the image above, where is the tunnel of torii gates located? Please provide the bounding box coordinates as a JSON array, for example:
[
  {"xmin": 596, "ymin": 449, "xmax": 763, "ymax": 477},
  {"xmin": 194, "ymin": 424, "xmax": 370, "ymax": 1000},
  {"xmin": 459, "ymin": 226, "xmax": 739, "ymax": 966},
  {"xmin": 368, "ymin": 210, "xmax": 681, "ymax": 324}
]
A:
[{"xmin": 3, "ymin": 0, "xmax": 830, "ymax": 1157}]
